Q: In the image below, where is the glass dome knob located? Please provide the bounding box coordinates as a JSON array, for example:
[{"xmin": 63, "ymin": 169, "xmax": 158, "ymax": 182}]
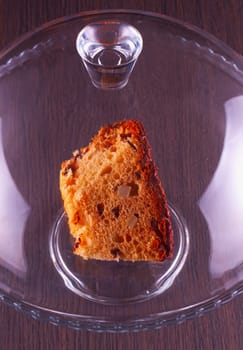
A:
[{"xmin": 76, "ymin": 20, "xmax": 143, "ymax": 89}]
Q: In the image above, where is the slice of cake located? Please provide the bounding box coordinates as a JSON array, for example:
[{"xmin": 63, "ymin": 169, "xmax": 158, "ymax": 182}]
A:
[{"xmin": 60, "ymin": 120, "xmax": 173, "ymax": 261}]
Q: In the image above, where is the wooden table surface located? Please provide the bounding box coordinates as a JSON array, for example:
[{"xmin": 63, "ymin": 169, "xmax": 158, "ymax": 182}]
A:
[{"xmin": 0, "ymin": 1, "xmax": 243, "ymax": 349}]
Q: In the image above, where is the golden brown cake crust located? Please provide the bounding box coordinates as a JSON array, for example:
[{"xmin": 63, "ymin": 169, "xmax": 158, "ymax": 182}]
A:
[{"xmin": 60, "ymin": 120, "xmax": 174, "ymax": 261}]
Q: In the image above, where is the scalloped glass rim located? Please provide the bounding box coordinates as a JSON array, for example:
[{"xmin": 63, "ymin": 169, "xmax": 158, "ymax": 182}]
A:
[
  {"xmin": 1, "ymin": 284, "xmax": 243, "ymax": 332},
  {"xmin": 0, "ymin": 9, "xmax": 243, "ymax": 67},
  {"xmin": 1, "ymin": 9, "xmax": 243, "ymax": 332}
]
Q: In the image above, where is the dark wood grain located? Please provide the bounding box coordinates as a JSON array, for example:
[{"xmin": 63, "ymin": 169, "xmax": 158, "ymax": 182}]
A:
[{"xmin": 0, "ymin": 1, "xmax": 243, "ymax": 350}]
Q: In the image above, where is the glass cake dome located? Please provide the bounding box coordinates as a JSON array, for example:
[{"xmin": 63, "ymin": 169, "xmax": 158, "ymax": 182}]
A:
[{"xmin": 0, "ymin": 10, "xmax": 243, "ymax": 332}]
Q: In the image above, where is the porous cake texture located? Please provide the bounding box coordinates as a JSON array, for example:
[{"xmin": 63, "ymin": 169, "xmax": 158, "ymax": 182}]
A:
[{"xmin": 60, "ymin": 120, "xmax": 173, "ymax": 261}]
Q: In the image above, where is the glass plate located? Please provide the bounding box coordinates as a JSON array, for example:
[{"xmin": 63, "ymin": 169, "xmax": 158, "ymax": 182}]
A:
[{"xmin": 0, "ymin": 9, "xmax": 243, "ymax": 332}]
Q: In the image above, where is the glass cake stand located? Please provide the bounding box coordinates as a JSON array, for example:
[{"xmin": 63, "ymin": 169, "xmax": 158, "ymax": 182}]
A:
[{"xmin": 0, "ymin": 10, "xmax": 243, "ymax": 332}]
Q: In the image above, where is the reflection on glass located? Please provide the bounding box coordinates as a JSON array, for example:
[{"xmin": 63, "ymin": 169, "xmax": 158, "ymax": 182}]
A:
[
  {"xmin": 0, "ymin": 119, "xmax": 30, "ymax": 276},
  {"xmin": 198, "ymin": 96, "xmax": 243, "ymax": 278}
]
